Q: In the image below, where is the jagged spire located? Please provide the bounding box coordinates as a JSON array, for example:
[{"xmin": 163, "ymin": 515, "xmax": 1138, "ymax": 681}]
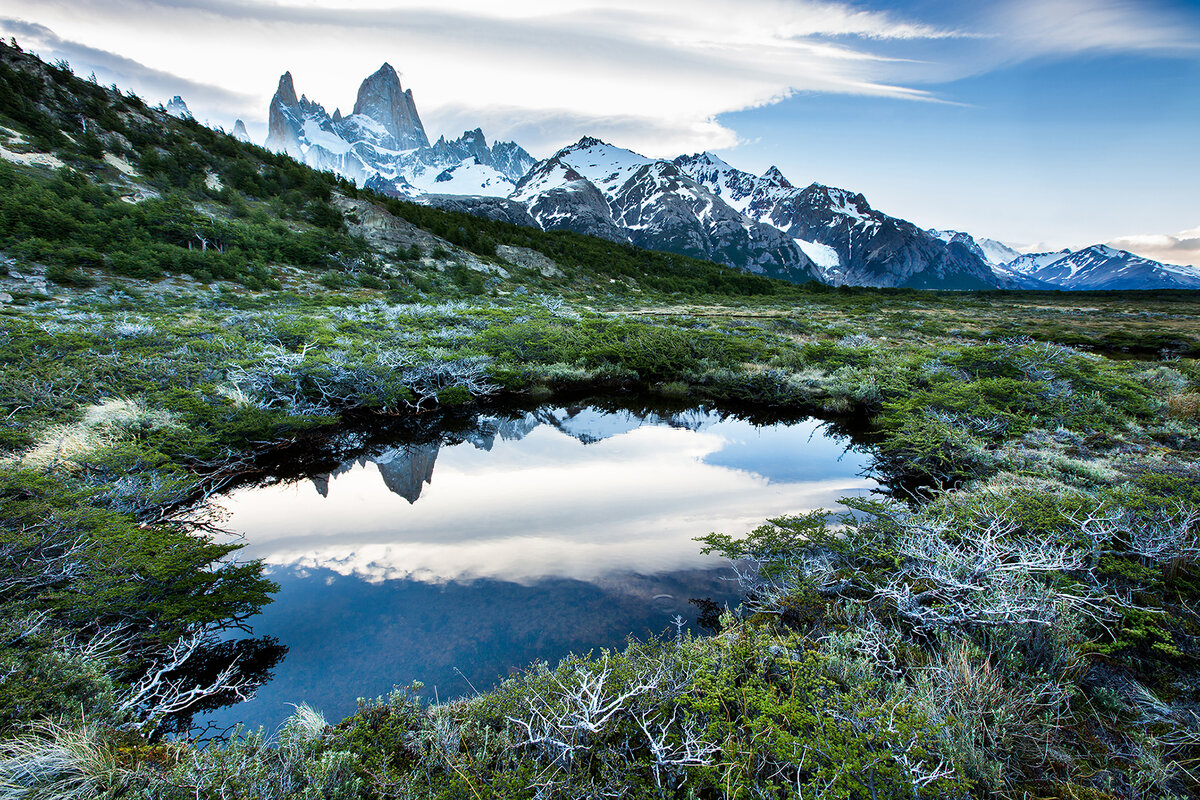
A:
[
  {"xmin": 352, "ymin": 63, "xmax": 429, "ymax": 149},
  {"xmin": 274, "ymin": 71, "xmax": 298, "ymax": 108}
]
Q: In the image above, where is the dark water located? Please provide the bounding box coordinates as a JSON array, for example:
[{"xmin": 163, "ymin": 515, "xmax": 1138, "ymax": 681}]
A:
[{"xmin": 201, "ymin": 406, "xmax": 876, "ymax": 731}]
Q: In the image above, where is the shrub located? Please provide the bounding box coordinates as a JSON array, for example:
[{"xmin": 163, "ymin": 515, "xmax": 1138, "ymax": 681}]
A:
[{"xmin": 45, "ymin": 263, "xmax": 96, "ymax": 288}]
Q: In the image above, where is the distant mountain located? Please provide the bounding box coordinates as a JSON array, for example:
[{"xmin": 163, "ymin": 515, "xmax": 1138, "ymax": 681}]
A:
[
  {"xmin": 310, "ymin": 408, "xmax": 711, "ymax": 504},
  {"xmin": 506, "ymin": 139, "xmax": 820, "ymax": 284},
  {"xmin": 246, "ymin": 65, "xmax": 1191, "ymax": 291},
  {"xmin": 165, "ymin": 95, "xmax": 191, "ymax": 120},
  {"xmin": 264, "ymin": 65, "xmax": 536, "ymax": 198},
  {"xmin": 231, "ymin": 119, "xmax": 251, "ymax": 143},
  {"xmin": 674, "ymin": 153, "xmax": 998, "ymax": 289},
  {"xmin": 1005, "ymin": 245, "xmax": 1200, "ymax": 290},
  {"xmin": 928, "ymin": 229, "xmax": 1022, "ymax": 268}
]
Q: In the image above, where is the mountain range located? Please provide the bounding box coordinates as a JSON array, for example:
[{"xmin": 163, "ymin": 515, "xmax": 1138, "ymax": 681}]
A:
[
  {"xmin": 265, "ymin": 65, "xmax": 535, "ymax": 199},
  {"xmin": 253, "ymin": 64, "xmax": 1199, "ymax": 292}
]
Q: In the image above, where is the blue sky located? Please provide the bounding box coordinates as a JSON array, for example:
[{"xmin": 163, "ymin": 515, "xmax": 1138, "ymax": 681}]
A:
[
  {"xmin": 724, "ymin": 48, "xmax": 1200, "ymax": 250},
  {"xmin": 1, "ymin": 0, "xmax": 1197, "ymax": 262}
]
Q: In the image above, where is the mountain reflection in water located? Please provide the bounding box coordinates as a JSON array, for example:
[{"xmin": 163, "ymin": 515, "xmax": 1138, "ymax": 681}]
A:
[{"xmin": 203, "ymin": 406, "xmax": 876, "ymax": 730}]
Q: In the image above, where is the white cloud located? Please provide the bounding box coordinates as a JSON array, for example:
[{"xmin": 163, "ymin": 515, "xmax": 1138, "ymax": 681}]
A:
[
  {"xmin": 213, "ymin": 420, "xmax": 874, "ymax": 585},
  {"xmin": 0, "ymin": 0, "xmax": 964, "ymax": 155},
  {"xmin": 986, "ymin": 0, "xmax": 1200, "ymax": 57},
  {"xmin": 1106, "ymin": 225, "xmax": 1200, "ymax": 267}
]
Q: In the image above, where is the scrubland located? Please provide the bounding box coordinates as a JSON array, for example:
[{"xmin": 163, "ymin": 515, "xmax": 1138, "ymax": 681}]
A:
[{"xmin": 1, "ymin": 40, "xmax": 1199, "ymax": 799}]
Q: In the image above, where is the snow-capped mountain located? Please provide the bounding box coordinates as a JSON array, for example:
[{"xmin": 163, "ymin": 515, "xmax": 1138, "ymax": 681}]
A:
[
  {"xmin": 165, "ymin": 95, "xmax": 191, "ymax": 120},
  {"xmin": 928, "ymin": 229, "xmax": 1022, "ymax": 268},
  {"xmin": 243, "ymin": 64, "xmax": 1190, "ymax": 291},
  {"xmin": 264, "ymin": 65, "xmax": 535, "ymax": 198},
  {"xmin": 1005, "ymin": 245, "xmax": 1200, "ymax": 290},
  {"xmin": 231, "ymin": 119, "xmax": 251, "ymax": 143},
  {"xmin": 674, "ymin": 153, "xmax": 998, "ymax": 289},
  {"xmin": 506, "ymin": 138, "xmax": 820, "ymax": 284}
]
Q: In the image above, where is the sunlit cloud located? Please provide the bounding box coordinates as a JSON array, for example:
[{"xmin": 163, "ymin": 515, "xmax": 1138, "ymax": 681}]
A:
[
  {"xmin": 211, "ymin": 420, "xmax": 875, "ymax": 585},
  {"xmin": 0, "ymin": 0, "xmax": 966, "ymax": 155},
  {"xmin": 1106, "ymin": 225, "xmax": 1200, "ymax": 268}
]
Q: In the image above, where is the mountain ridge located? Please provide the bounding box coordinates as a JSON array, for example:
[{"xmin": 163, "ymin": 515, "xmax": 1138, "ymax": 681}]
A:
[
  {"xmin": 265, "ymin": 66, "xmax": 535, "ymax": 199},
  {"xmin": 243, "ymin": 65, "xmax": 1198, "ymax": 292}
]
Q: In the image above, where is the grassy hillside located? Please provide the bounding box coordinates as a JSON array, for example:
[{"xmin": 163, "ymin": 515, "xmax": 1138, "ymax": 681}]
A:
[{"xmin": 1, "ymin": 40, "xmax": 1200, "ymax": 800}]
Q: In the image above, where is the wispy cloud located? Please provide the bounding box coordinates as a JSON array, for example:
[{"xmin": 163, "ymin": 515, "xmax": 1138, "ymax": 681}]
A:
[
  {"xmin": 0, "ymin": 17, "xmax": 253, "ymax": 119},
  {"xmin": 2, "ymin": 1, "xmax": 1196, "ymax": 186},
  {"xmin": 0, "ymin": 0, "xmax": 968, "ymax": 155},
  {"xmin": 1106, "ymin": 225, "xmax": 1200, "ymax": 268},
  {"xmin": 986, "ymin": 0, "xmax": 1200, "ymax": 57}
]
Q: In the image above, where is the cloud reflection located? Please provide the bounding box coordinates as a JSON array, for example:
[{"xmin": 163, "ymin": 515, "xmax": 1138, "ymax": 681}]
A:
[{"xmin": 212, "ymin": 412, "xmax": 874, "ymax": 585}]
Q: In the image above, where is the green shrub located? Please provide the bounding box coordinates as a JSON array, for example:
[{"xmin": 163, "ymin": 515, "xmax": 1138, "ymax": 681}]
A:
[{"xmin": 45, "ymin": 263, "xmax": 96, "ymax": 288}]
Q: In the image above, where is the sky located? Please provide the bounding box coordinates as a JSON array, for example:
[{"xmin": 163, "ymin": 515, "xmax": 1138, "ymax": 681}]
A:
[{"xmin": 1, "ymin": 0, "xmax": 1197, "ymax": 263}]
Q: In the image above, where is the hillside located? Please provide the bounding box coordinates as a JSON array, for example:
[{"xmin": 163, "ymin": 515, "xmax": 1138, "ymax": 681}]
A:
[
  {"xmin": 0, "ymin": 41, "xmax": 821, "ymax": 303},
  {"xmin": 1, "ymin": 40, "xmax": 1200, "ymax": 800}
]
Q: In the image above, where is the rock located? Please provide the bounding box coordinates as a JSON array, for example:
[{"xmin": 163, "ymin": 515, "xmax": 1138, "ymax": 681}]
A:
[
  {"xmin": 266, "ymin": 72, "xmax": 303, "ymax": 157},
  {"xmin": 497, "ymin": 245, "xmax": 563, "ymax": 278},
  {"xmin": 352, "ymin": 63, "xmax": 429, "ymax": 150},
  {"xmin": 424, "ymin": 195, "xmax": 538, "ymax": 227}
]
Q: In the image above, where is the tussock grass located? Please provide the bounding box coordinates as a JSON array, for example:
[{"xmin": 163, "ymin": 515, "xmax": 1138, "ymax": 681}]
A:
[
  {"xmin": 0, "ymin": 722, "xmax": 124, "ymax": 800},
  {"xmin": 9, "ymin": 398, "xmax": 180, "ymax": 470},
  {"xmin": 1168, "ymin": 393, "xmax": 1199, "ymax": 419}
]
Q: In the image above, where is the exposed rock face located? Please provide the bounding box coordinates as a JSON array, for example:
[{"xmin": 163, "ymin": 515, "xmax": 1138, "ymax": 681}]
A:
[
  {"xmin": 351, "ymin": 63, "xmax": 429, "ymax": 150},
  {"xmin": 333, "ymin": 194, "xmax": 508, "ymax": 277},
  {"xmin": 495, "ymin": 245, "xmax": 563, "ymax": 278},
  {"xmin": 760, "ymin": 184, "xmax": 997, "ymax": 289},
  {"xmin": 511, "ymin": 156, "xmax": 629, "ymax": 244},
  {"xmin": 266, "ymin": 72, "xmax": 302, "ymax": 158},
  {"xmin": 375, "ymin": 443, "xmax": 439, "ymax": 504},
  {"xmin": 254, "ymin": 63, "xmax": 1186, "ymax": 291},
  {"xmin": 675, "ymin": 153, "xmax": 998, "ymax": 289},
  {"xmin": 420, "ymin": 128, "xmax": 534, "ymax": 184},
  {"xmin": 928, "ymin": 229, "xmax": 1022, "ymax": 268},
  {"xmin": 423, "ymin": 195, "xmax": 539, "ymax": 228}
]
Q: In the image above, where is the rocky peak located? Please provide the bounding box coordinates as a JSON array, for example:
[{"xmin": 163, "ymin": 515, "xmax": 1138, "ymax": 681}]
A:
[
  {"xmin": 231, "ymin": 119, "xmax": 250, "ymax": 142},
  {"xmin": 569, "ymin": 136, "xmax": 607, "ymax": 151},
  {"xmin": 273, "ymin": 71, "xmax": 299, "ymax": 109},
  {"xmin": 165, "ymin": 95, "xmax": 192, "ymax": 119},
  {"xmin": 760, "ymin": 166, "xmax": 792, "ymax": 189},
  {"xmin": 801, "ymin": 183, "xmax": 871, "ymax": 216},
  {"xmin": 267, "ymin": 71, "xmax": 303, "ymax": 156},
  {"xmin": 352, "ymin": 62, "xmax": 429, "ymax": 149},
  {"xmin": 676, "ymin": 152, "xmax": 734, "ymax": 171}
]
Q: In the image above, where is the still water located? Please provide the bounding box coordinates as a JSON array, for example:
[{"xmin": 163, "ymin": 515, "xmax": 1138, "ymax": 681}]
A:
[{"xmin": 203, "ymin": 405, "xmax": 876, "ymax": 731}]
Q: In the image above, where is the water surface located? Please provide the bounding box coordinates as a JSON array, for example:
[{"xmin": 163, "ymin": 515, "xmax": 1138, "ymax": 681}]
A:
[{"xmin": 204, "ymin": 406, "xmax": 875, "ymax": 730}]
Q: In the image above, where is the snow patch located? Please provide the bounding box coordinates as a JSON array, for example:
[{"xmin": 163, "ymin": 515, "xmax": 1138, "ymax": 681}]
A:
[
  {"xmin": 409, "ymin": 159, "xmax": 514, "ymax": 198},
  {"xmin": 794, "ymin": 238, "xmax": 840, "ymax": 270},
  {"xmin": 301, "ymin": 122, "xmax": 354, "ymax": 155}
]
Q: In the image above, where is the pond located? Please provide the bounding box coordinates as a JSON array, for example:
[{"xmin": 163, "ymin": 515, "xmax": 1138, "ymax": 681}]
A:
[{"xmin": 201, "ymin": 404, "xmax": 878, "ymax": 732}]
